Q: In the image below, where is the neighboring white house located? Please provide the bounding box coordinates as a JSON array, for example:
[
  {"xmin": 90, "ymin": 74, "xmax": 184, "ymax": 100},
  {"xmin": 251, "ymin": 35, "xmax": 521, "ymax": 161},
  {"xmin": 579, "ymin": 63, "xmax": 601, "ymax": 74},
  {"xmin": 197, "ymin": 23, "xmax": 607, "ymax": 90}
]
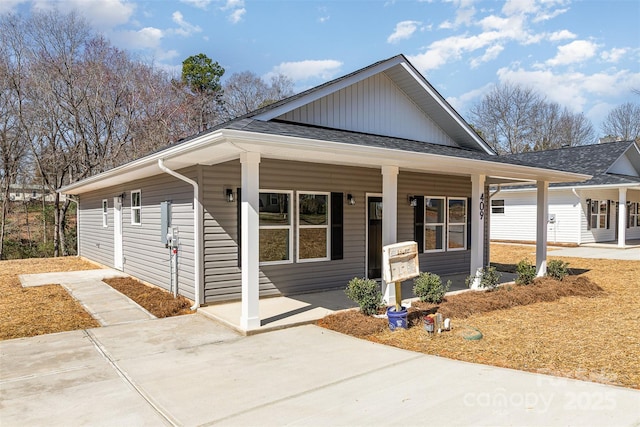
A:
[
  {"xmin": 60, "ymin": 55, "xmax": 589, "ymax": 331},
  {"xmin": 491, "ymin": 141, "xmax": 640, "ymax": 247},
  {"xmin": 2, "ymin": 184, "xmax": 62, "ymax": 203}
]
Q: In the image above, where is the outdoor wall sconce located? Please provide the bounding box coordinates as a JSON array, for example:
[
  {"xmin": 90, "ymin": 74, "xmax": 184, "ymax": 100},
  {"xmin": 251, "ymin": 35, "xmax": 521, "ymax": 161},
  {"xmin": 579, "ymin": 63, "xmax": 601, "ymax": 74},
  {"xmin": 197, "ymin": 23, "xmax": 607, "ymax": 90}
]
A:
[
  {"xmin": 225, "ymin": 188, "xmax": 235, "ymax": 203},
  {"xmin": 347, "ymin": 194, "xmax": 356, "ymax": 205},
  {"xmin": 408, "ymin": 195, "xmax": 417, "ymax": 207}
]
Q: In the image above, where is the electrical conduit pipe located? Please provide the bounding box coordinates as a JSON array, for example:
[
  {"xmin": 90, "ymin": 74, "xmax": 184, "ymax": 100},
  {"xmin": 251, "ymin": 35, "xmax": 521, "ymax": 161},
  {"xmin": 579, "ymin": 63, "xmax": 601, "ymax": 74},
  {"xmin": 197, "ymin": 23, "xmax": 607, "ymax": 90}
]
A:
[{"xmin": 158, "ymin": 159, "xmax": 201, "ymax": 310}]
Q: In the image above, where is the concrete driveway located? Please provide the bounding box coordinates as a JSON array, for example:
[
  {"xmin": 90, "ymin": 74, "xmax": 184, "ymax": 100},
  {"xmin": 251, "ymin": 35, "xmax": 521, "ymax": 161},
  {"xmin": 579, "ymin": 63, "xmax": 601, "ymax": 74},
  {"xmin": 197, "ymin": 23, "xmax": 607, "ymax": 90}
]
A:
[{"xmin": 2, "ymin": 314, "xmax": 639, "ymax": 427}]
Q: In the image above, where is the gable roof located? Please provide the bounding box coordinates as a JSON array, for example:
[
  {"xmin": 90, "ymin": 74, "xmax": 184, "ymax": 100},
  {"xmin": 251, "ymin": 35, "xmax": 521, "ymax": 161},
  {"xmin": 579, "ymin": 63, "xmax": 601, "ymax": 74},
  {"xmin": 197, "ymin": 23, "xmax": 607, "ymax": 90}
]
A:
[
  {"xmin": 59, "ymin": 55, "xmax": 591, "ymax": 196},
  {"xmin": 506, "ymin": 140, "xmax": 640, "ymax": 188},
  {"xmin": 248, "ymin": 54, "xmax": 495, "ymax": 154}
]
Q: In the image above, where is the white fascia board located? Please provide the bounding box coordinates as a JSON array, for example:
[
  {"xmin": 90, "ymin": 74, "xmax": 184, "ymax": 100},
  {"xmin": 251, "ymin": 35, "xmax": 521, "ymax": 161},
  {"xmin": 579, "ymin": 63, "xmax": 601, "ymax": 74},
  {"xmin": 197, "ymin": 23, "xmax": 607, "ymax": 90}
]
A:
[
  {"xmin": 221, "ymin": 129, "xmax": 590, "ymax": 184},
  {"xmin": 59, "ymin": 131, "xmax": 227, "ymax": 195},
  {"xmin": 399, "ymin": 63, "xmax": 495, "ymax": 156},
  {"xmin": 253, "ymin": 57, "xmax": 405, "ymax": 121},
  {"xmin": 497, "ymin": 183, "xmax": 640, "ymax": 193}
]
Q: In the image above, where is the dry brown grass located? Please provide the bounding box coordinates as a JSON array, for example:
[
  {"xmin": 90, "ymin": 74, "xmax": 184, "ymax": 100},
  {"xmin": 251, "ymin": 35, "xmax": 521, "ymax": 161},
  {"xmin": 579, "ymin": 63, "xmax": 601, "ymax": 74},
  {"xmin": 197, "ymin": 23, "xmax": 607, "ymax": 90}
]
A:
[
  {"xmin": 319, "ymin": 244, "xmax": 640, "ymax": 389},
  {"xmin": 0, "ymin": 257, "xmax": 100, "ymax": 340},
  {"xmin": 103, "ymin": 277, "xmax": 194, "ymax": 318}
]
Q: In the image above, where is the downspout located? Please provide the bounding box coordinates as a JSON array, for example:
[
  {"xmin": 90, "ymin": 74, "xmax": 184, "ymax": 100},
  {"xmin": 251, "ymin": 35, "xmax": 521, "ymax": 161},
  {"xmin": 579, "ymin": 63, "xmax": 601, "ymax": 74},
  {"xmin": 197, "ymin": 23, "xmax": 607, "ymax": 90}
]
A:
[
  {"xmin": 489, "ymin": 184, "xmax": 502, "ymax": 199},
  {"xmin": 158, "ymin": 159, "xmax": 202, "ymax": 310}
]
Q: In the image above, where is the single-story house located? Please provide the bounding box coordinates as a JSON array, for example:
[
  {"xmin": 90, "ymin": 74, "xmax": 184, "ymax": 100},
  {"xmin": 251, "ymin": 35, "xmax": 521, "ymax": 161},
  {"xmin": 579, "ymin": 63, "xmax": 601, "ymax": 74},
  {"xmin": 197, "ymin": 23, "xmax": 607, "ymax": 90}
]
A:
[
  {"xmin": 60, "ymin": 54, "xmax": 589, "ymax": 330},
  {"xmin": 490, "ymin": 141, "xmax": 640, "ymax": 247},
  {"xmin": 3, "ymin": 184, "xmax": 62, "ymax": 203}
]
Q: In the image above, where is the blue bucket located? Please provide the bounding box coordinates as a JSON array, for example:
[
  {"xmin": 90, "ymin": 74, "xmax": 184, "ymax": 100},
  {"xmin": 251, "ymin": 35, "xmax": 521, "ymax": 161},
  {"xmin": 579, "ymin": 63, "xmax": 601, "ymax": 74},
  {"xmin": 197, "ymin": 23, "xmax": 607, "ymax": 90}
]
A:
[{"xmin": 387, "ymin": 306, "xmax": 408, "ymax": 331}]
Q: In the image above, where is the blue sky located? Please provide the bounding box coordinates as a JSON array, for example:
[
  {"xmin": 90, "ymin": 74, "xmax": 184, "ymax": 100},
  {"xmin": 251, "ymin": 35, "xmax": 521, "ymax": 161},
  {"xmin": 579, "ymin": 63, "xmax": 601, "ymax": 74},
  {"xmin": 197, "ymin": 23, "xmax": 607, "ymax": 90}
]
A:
[{"xmin": 3, "ymin": 0, "xmax": 639, "ymax": 134}]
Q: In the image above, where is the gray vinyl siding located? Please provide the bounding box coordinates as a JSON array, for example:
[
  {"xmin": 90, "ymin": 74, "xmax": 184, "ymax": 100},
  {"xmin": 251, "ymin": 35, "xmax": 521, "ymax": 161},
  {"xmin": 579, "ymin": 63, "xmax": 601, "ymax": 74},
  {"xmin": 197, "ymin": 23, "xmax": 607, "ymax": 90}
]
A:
[
  {"xmin": 202, "ymin": 159, "xmax": 474, "ymax": 303},
  {"xmin": 397, "ymin": 171, "xmax": 472, "ymax": 275},
  {"xmin": 77, "ymin": 168, "xmax": 196, "ymax": 300},
  {"xmin": 78, "ymin": 193, "xmax": 114, "ymax": 267}
]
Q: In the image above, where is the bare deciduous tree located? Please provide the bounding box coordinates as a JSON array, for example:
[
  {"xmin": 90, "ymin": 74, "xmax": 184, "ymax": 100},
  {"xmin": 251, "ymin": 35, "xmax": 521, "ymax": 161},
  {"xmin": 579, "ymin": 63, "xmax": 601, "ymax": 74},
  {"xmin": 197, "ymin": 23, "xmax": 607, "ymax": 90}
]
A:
[
  {"xmin": 470, "ymin": 82, "xmax": 596, "ymax": 153},
  {"xmin": 601, "ymin": 102, "xmax": 640, "ymax": 142},
  {"xmin": 221, "ymin": 71, "xmax": 294, "ymax": 120}
]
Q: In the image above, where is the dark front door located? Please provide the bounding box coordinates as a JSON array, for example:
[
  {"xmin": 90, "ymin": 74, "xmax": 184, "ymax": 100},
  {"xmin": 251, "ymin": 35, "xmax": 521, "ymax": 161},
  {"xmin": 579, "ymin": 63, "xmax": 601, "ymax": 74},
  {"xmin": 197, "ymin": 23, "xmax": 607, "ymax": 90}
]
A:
[{"xmin": 367, "ymin": 196, "xmax": 383, "ymax": 279}]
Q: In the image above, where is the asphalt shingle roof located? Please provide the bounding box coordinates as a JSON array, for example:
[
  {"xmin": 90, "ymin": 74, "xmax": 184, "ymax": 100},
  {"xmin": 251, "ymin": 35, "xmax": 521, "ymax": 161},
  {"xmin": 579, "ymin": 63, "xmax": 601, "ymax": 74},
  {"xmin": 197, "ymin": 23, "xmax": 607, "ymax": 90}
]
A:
[
  {"xmin": 225, "ymin": 118, "xmax": 554, "ymax": 169},
  {"xmin": 506, "ymin": 141, "xmax": 640, "ymax": 187}
]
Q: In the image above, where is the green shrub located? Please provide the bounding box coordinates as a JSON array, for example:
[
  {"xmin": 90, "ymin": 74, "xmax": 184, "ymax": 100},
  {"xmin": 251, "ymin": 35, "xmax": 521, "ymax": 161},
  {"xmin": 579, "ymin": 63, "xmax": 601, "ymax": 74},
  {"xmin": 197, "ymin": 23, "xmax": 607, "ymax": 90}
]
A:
[
  {"xmin": 465, "ymin": 266, "xmax": 502, "ymax": 290},
  {"xmin": 345, "ymin": 277, "xmax": 382, "ymax": 316},
  {"xmin": 516, "ymin": 259, "xmax": 536, "ymax": 285},
  {"xmin": 547, "ymin": 259, "xmax": 570, "ymax": 281},
  {"xmin": 413, "ymin": 272, "xmax": 451, "ymax": 303}
]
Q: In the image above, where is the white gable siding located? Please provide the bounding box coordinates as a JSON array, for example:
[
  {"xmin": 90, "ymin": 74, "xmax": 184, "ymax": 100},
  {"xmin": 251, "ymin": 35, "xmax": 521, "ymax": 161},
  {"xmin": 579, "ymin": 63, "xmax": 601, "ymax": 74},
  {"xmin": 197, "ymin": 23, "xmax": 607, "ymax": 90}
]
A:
[
  {"xmin": 608, "ymin": 154, "xmax": 639, "ymax": 177},
  {"xmin": 490, "ymin": 189, "xmax": 580, "ymax": 244},
  {"xmin": 276, "ymin": 73, "xmax": 458, "ymax": 146}
]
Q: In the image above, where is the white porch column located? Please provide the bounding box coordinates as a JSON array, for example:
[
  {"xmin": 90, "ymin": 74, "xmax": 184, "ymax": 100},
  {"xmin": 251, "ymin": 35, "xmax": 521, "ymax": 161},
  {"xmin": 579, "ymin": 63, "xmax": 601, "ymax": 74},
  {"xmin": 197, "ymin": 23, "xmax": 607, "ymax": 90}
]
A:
[
  {"xmin": 381, "ymin": 165, "xmax": 399, "ymax": 305},
  {"xmin": 536, "ymin": 181, "xmax": 549, "ymax": 277},
  {"xmin": 618, "ymin": 188, "xmax": 627, "ymax": 248},
  {"xmin": 470, "ymin": 174, "xmax": 486, "ymax": 289},
  {"xmin": 240, "ymin": 152, "xmax": 261, "ymax": 330}
]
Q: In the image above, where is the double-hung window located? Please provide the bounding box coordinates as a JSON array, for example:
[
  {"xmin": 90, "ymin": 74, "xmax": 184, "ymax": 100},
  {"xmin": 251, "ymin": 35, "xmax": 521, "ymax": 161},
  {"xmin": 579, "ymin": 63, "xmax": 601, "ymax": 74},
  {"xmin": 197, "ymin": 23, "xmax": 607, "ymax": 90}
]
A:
[
  {"xmin": 424, "ymin": 197, "xmax": 445, "ymax": 252},
  {"xmin": 259, "ymin": 191, "xmax": 292, "ymax": 264},
  {"xmin": 297, "ymin": 192, "xmax": 330, "ymax": 262},
  {"xmin": 131, "ymin": 190, "xmax": 141, "ymax": 225},
  {"xmin": 590, "ymin": 200, "xmax": 608, "ymax": 229},
  {"xmin": 448, "ymin": 198, "xmax": 467, "ymax": 250},
  {"xmin": 102, "ymin": 199, "xmax": 108, "ymax": 227},
  {"xmin": 491, "ymin": 199, "xmax": 505, "ymax": 214},
  {"xmin": 629, "ymin": 202, "xmax": 640, "ymax": 228}
]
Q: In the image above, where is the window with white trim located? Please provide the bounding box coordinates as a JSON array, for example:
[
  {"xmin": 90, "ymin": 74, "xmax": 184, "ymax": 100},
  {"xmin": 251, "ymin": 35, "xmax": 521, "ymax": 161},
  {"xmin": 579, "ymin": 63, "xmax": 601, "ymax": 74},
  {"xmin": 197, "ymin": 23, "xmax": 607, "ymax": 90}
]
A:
[
  {"xmin": 102, "ymin": 199, "xmax": 108, "ymax": 227},
  {"xmin": 590, "ymin": 200, "xmax": 607, "ymax": 229},
  {"xmin": 131, "ymin": 190, "xmax": 141, "ymax": 225},
  {"xmin": 424, "ymin": 197, "xmax": 445, "ymax": 252},
  {"xmin": 297, "ymin": 192, "xmax": 330, "ymax": 262},
  {"xmin": 491, "ymin": 199, "xmax": 505, "ymax": 214},
  {"xmin": 629, "ymin": 202, "xmax": 640, "ymax": 228},
  {"xmin": 448, "ymin": 198, "xmax": 467, "ymax": 251},
  {"xmin": 259, "ymin": 191, "xmax": 292, "ymax": 264}
]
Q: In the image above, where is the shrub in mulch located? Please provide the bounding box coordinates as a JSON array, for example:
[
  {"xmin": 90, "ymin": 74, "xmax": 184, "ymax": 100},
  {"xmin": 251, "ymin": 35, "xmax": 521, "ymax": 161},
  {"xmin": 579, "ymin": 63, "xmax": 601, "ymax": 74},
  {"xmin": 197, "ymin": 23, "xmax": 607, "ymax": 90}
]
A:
[
  {"xmin": 318, "ymin": 275, "xmax": 604, "ymax": 336},
  {"xmin": 103, "ymin": 277, "xmax": 194, "ymax": 318}
]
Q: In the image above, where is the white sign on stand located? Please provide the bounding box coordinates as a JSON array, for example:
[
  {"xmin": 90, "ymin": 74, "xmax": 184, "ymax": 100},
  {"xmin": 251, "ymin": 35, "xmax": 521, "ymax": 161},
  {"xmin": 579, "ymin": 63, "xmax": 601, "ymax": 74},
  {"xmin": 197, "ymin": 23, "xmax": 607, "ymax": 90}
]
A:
[{"xmin": 382, "ymin": 241, "xmax": 420, "ymax": 283}]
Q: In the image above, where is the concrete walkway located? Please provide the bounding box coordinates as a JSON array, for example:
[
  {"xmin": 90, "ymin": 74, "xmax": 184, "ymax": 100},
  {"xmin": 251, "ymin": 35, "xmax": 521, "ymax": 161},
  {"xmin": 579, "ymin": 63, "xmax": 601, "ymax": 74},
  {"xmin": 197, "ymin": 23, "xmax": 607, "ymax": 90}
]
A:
[
  {"xmin": 1, "ymin": 317, "xmax": 638, "ymax": 426},
  {"xmin": 19, "ymin": 269, "xmax": 155, "ymax": 326}
]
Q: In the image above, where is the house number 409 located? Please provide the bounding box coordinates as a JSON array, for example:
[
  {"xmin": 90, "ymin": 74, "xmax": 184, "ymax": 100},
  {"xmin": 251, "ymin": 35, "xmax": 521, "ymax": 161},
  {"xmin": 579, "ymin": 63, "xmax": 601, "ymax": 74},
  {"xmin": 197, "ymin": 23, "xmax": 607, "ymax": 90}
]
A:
[{"xmin": 479, "ymin": 193, "xmax": 484, "ymax": 220}]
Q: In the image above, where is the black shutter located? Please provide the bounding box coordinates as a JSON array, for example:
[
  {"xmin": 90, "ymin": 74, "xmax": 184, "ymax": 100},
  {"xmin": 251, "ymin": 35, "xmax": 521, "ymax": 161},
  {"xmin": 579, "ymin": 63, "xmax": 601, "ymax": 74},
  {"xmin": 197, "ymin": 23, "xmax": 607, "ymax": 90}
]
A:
[
  {"xmin": 606, "ymin": 200, "xmax": 611, "ymax": 229},
  {"xmin": 467, "ymin": 197, "xmax": 472, "ymax": 250},
  {"xmin": 414, "ymin": 196, "xmax": 424, "ymax": 252},
  {"xmin": 627, "ymin": 202, "xmax": 631, "ymax": 229},
  {"xmin": 586, "ymin": 199, "xmax": 591, "ymax": 230},
  {"xmin": 331, "ymin": 192, "xmax": 344, "ymax": 260},
  {"xmin": 236, "ymin": 187, "xmax": 242, "ymax": 268}
]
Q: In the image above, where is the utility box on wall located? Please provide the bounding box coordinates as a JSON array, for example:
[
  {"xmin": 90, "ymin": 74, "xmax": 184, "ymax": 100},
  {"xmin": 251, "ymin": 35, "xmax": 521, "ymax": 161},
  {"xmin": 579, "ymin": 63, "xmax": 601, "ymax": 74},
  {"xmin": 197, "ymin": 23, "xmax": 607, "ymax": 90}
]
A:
[{"xmin": 160, "ymin": 201, "xmax": 172, "ymax": 245}]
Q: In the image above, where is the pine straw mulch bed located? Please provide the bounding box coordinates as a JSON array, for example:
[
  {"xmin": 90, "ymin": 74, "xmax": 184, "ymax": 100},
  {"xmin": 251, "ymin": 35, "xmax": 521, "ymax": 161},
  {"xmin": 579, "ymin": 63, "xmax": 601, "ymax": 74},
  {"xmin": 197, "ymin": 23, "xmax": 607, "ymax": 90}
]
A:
[
  {"xmin": 0, "ymin": 257, "xmax": 101, "ymax": 340},
  {"xmin": 103, "ymin": 277, "xmax": 194, "ymax": 318},
  {"xmin": 1, "ymin": 258, "xmax": 194, "ymax": 341},
  {"xmin": 318, "ymin": 244, "xmax": 640, "ymax": 390}
]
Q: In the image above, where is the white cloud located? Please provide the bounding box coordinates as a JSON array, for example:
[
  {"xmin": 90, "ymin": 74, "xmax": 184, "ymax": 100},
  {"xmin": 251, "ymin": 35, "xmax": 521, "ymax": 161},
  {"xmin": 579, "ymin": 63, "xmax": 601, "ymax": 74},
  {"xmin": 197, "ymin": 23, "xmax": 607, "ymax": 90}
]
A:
[
  {"xmin": 545, "ymin": 40, "xmax": 598, "ymax": 66},
  {"xmin": 110, "ymin": 26, "xmax": 178, "ymax": 61},
  {"xmin": 180, "ymin": 0, "xmax": 212, "ymax": 10},
  {"xmin": 387, "ymin": 21, "xmax": 422, "ymax": 44},
  {"xmin": 220, "ymin": 0, "xmax": 245, "ymax": 23},
  {"xmin": 447, "ymin": 82, "xmax": 494, "ymax": 112},
  {"xmin": 470, "ymin": 44, "xmax": 504, "ymax": 68},
  {"xmin": 496, "ymin": 66, "xmax": 640, "ymax": 115},
  {"xmin": 548, "ymin": 30, "xmax": 576, "ymax": 41},
  {"xmin": 0, "ymin": 0, "xmax": 27, "ymax": 15},
  {"xmin": 228, "ymin": 8, "xmax": 245, "ymax": 23},
  {"xmin": 32, "ymin": 0, "xmax": 135, "ymax": 30},
  {"xmin": 601, "ymin": 47, "xmax": 628, "ymax": 63},
  {"xmin": 170, "ymin": 10, "xmax": 202, "ymax": 36},
  {"xmin": 266, "ymin": 59, "xmax": 343, "ymax": 83}
]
